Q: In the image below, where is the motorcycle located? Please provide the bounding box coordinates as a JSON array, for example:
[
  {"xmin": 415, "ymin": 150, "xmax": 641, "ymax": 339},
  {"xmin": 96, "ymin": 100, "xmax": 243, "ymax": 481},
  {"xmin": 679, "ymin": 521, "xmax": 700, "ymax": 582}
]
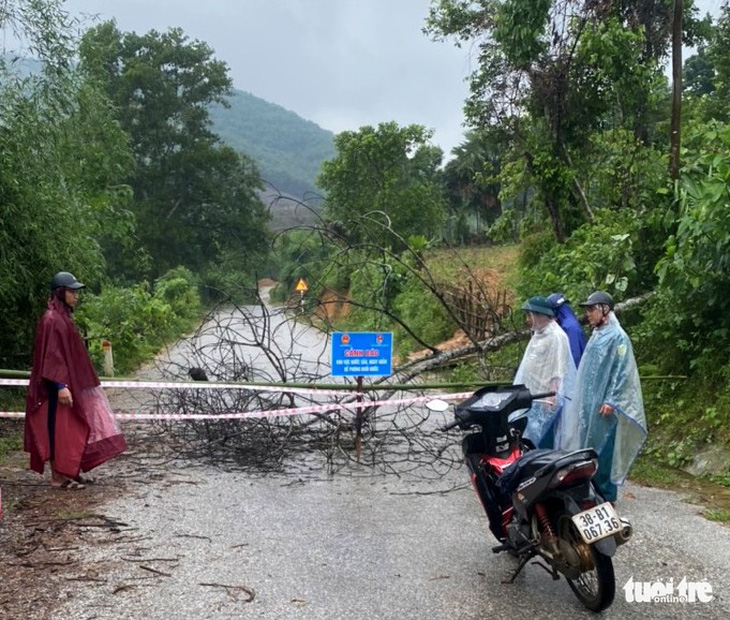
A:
[{"xmin": 430, "ymin": 384, "xmax": 633, "ymax": 612}]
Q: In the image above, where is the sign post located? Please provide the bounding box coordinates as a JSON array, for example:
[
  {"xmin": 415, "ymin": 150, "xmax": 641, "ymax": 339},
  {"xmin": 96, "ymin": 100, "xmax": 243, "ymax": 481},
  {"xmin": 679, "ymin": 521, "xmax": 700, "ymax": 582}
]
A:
[
  {"xmin": 294, "ymin": 278, "xmax": 308, "ymax": 311},
  {"xmin": 101, "ymin": 339, "xmax": 114, "ymax": 377},
  {"xmin": 330, "ymin": 332, "xmax": 393, "ymax": 461},
  {"xmin": 330, "ymin": 332, "xmax": 393, "ymax": 379}
]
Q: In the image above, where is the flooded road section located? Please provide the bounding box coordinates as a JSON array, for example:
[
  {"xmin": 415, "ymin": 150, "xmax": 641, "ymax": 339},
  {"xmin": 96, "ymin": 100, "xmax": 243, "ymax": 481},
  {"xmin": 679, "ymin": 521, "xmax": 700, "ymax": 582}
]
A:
[{"xmin": 134, "ymin": 288, "xmax": 334, "ymax": 385}]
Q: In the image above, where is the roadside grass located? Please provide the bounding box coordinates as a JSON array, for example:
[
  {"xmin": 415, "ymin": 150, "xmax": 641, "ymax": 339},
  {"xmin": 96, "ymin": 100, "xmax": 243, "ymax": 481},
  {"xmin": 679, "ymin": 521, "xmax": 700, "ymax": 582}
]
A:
[
  {"xmin": 630, "ymin": 455, "xmax": 680, "ymax": 486},
  {"xmin": 0, "ymin": 419, "xmax": 23, "ymax": 465},
  {"xmin": 0, "ymin": 433, "xmax": 22, "ymax": 460},
  {"xmin": 1, "ymin": 495, "xmax": 19, "ymax": 513},
  {"xmin": 631, "ymin": 453, "xmax": 730, "ymax": 525}
]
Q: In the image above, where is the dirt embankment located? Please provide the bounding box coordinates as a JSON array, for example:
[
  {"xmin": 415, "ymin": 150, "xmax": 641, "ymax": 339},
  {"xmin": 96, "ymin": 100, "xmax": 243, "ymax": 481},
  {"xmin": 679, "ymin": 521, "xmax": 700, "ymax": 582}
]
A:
[{"xmin": 314, "ymin": 288, "xmax": 352, "ymax": 323}]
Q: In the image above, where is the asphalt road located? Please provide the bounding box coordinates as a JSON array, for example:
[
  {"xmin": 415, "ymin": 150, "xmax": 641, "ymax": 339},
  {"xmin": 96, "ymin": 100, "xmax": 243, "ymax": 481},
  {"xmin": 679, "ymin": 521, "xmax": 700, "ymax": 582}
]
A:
[
  {"xmin": 55, "ymin": 299, "xmax": 730, "ymax": 619},
  {"xmin": 56, "ymin": 452, "xmax": 730, "ymax": 620}
]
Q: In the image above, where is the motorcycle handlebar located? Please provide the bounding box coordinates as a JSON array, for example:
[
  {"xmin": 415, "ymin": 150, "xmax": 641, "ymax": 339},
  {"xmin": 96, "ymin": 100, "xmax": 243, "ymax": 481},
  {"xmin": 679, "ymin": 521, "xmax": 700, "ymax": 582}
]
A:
[
  {"xmin": 439, "ymin": 389, "xmax": 557, "ymax": 432},
  {"xmin": 531, "ymin": 391, "xmax": 556, "ymax": 400},
  {"xmin": 440, "ymin": 418, "xmax": 461, "ymax": 432}
]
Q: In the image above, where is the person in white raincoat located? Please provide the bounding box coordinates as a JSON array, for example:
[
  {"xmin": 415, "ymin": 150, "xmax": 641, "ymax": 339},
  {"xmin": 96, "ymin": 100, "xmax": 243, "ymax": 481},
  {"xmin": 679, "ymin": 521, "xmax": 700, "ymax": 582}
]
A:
[
  {"xmin": 556, "ymin": 291, "xmax": 648, "ymax": 503},
  {"xmin": 514, "ymin": 296, "xmax": 576, "ymax": 448}
]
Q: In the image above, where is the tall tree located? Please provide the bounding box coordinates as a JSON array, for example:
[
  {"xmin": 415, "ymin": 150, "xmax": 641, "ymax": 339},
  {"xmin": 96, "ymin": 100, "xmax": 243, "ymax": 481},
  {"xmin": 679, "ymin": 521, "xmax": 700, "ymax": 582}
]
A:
[
  {"xmin": 425, "ymin": 0, "xmax": 701, "ymax": 241},
  {"xmin": 79, "ymin": 22, "xmax": 269, "ymax": 280},
  {"xmin": 1, "ymin": 3, "xmax": 134, "ymax": 366},
  {"xmin": 318, "ymin": 122, "xmax": 446, "ymax": 247},
  {"xmin": 694, "ymin": 3, "xmax": 730, "ymax": 123},
  {"xmin": 442, "ymin": 129, "xmax": 502, "ymax": 243},
  {"xmin": 683, "ymin": 46, "xmax": 714, "ymax": 96}
]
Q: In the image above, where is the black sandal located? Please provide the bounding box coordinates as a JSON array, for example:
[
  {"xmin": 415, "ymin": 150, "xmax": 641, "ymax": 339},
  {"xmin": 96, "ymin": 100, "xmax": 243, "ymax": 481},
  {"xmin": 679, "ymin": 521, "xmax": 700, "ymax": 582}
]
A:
[{"xmin": 51, "ymin": 478, "xmax": 85, "ymax": 490}]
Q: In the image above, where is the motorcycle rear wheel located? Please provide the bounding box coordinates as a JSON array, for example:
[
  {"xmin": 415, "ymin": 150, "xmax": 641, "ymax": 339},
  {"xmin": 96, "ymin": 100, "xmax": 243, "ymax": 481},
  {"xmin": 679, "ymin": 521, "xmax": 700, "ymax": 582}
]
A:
[{"xmin": 558, "ymin": 515, "xmax": 615, "ymax": 612}]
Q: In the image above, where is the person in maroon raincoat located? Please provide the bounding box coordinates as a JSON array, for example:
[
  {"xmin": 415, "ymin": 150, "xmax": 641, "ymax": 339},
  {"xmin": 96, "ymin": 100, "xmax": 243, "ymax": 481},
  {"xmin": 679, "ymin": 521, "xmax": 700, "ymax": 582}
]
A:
[{"xmin": 24, "ymin": 272, "xmax": 126, "ymax": 489}]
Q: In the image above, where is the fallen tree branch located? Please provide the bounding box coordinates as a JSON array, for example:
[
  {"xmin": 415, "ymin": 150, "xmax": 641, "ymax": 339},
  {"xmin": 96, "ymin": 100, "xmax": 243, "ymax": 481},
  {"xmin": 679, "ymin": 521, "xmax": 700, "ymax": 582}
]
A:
[
  {"xmin": 390, "ymin": 292, "xmax": 654, "ymax": 381},
  {"xmin": 199, "ymin": 582, "xmax": 256, "ymax": 602},
  {"xmin": 139, "ymin": 565, "xmax": 172, "ymax": 577}
]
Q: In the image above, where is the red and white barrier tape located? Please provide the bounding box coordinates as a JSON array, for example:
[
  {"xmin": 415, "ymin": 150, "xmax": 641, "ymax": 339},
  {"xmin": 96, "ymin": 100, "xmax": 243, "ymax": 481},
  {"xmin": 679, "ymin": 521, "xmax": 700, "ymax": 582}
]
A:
[{"xmin": 0, "ymin": 391, "xmax": 472, "ymax": 421}]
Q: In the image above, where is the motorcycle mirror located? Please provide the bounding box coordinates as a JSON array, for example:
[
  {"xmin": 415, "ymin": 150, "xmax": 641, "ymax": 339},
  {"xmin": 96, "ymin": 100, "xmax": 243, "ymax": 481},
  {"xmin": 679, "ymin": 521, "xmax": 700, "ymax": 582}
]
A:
[{"xmin": 425, "ymin": 398, "xmax": 450, "ymax": 413}]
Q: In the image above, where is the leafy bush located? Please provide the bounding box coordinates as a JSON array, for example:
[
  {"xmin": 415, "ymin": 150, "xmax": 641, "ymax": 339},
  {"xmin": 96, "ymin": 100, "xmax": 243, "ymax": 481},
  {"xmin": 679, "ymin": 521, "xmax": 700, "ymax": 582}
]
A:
[
  {"xmin": 391, "ymin": 275, "xmax": 454, "ymax": 357},
  {"xmin": 652, "ymin": 122, "xmax": 730, "ymax": 361},
  {"xmin": 76, "ymin": 267, "xmax": 201, "ymax": 375},
  {"xmin": 340, "ymin": 258, "xmax": 405, "ymax": 331},
  {"xmin": 517, "ymin": 209, "xmax": 643, "ymax": 302},
  {"xmin": 154, "ymin": 267, "xmax": 202, "ymax": 319},
  {"xmin": 636, "ymin": 122, "xmax": 730, "ymax": 382}
]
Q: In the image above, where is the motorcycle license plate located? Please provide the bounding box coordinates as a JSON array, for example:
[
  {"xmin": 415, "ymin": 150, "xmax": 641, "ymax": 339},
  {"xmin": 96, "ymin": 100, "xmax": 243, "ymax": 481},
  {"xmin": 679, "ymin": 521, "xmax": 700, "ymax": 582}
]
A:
[{"xmin": 571, "ymin": 502, "xmax": 621, "ymax": 544}]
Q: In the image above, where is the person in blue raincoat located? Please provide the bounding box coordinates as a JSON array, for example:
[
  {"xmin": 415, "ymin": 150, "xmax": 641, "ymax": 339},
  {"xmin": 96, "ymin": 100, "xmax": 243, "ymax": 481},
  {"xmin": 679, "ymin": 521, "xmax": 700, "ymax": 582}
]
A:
[
  {"xmin": 547, "ymin": 292, "xmax": 587, "ymax": 367},
  {"xmin": 555, "ymin": 291, "xmax": 648, "ymax": 503},
  {"xmin": 514, "ymin": 296, "xmax": 576, "ymax": 449}
]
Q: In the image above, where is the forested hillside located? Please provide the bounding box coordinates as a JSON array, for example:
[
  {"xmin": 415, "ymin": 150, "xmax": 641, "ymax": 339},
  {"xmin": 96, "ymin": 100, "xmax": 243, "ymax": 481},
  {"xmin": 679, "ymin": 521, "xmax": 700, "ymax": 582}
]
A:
[
  {"xmin": 2, "ymin": 54, "xmax": 335, "ymax": 202},
  {"xmin": 209, "ymin": 89, "xmax": 335, "ymax": 199}
]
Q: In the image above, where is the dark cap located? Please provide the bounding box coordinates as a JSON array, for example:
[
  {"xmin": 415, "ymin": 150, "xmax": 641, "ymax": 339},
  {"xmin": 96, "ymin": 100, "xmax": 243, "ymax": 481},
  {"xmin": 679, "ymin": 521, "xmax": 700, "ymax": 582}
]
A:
[
  {"xmin": 547, "ymin": 293, "xmax": 567, "ymax": 309},
  {"xmin": 579, "ymin": 291, "xmax": 614, "ymax": 308},
  {"xmin": 521, "ymin": 296, "xmax": 555, "ymax": 317},
  {"xmin": 50, "ymin": 271, "xmax": 86, "ymax": 291}
]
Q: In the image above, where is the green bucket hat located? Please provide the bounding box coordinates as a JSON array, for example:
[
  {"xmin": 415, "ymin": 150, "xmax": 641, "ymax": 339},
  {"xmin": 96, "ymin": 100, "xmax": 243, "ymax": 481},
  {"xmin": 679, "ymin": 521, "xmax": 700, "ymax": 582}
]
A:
[{"xmin": 521, "ymin": 295, "xmax": 555, "ymax": 317}]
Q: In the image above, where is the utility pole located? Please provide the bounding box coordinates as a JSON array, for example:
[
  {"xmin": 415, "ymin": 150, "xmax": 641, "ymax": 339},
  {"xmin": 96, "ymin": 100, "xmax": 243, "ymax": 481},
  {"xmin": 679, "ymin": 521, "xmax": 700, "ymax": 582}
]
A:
[{"xmin": 669, "ymin": 0, "xmax": 683, "ymax": 182}]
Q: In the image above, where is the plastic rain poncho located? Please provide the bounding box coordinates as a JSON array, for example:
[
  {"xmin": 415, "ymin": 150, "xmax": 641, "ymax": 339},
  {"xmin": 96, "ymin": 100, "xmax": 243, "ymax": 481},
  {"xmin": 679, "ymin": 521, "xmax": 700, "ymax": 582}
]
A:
[
  {"xmin": 514, "ymin": 320, "xmax": 576, "ymax": 448},
  {"xmin": 556, "ymin": 312, "xmax": 647, "ymax": 495},
  {"xmin": 553, "ymin": 303, "xmax": 587, "ymax": 367}
]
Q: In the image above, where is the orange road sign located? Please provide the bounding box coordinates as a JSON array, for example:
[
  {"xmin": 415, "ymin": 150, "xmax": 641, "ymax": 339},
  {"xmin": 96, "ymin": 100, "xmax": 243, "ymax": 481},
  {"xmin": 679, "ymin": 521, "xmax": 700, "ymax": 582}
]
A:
[{"xmin": 294, "ymin": 278, "xmax": 308, "ymax": 293}]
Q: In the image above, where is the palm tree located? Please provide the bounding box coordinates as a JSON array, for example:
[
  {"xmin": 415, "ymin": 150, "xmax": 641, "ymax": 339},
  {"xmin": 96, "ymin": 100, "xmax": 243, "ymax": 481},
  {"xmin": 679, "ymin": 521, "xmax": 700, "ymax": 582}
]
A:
[{"xmin": 443, "ymin": 129, "xmax": 502, "ymax": 243}]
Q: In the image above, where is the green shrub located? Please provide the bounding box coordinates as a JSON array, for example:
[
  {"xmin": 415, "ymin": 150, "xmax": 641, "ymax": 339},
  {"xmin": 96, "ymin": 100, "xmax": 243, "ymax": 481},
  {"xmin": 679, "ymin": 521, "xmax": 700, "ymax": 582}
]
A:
[
  {"xmin": 154, "ymin": 267, "xmax": 200, "ymax": 320},
  {"xmin": 76, "ymin": 267, "xmax": 201, "ymax": 374},
  {"xmin": 517, "ymin": 209, "xmax": 644, "ymax": 302},
  {"xmin": 391, "ymin": 275, "xmax": 454, "ymax": 357}
]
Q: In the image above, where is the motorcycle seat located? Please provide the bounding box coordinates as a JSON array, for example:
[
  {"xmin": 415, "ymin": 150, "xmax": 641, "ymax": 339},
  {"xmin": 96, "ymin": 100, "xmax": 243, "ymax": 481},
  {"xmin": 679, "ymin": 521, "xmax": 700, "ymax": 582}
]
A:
[{"xmin": 496, "ymin": 448, "xmax": 597, "ymax": 496}]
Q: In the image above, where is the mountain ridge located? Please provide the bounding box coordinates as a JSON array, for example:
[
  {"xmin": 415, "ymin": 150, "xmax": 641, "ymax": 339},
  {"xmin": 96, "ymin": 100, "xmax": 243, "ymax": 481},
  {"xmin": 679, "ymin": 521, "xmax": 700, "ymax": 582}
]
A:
[
  {"xmin": 209, "ymin": 88, "xmax": 336, "ymax": 200},
  {"xmin": 2, "ymin": 55, "xmax": 334, "ymax": 227}
]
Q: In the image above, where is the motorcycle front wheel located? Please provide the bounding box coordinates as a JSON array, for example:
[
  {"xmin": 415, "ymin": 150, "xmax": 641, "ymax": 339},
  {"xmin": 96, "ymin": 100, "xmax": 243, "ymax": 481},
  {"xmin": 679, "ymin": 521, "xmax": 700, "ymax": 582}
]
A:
[{"xmin": 557, "ymin": 515, "xmax": 615, "ymax": 612}]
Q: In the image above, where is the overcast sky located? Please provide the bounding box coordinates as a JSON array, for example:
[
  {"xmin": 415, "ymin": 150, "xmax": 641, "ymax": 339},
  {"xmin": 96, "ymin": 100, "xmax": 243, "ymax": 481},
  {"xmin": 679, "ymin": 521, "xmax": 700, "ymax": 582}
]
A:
[
  {"xmin": 56, "ymin": 1, "xmax": 729, "ymax": 157},
  {"xmin": 62, "ymin": 0, "xmax": 474, "ymax": 156}
]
